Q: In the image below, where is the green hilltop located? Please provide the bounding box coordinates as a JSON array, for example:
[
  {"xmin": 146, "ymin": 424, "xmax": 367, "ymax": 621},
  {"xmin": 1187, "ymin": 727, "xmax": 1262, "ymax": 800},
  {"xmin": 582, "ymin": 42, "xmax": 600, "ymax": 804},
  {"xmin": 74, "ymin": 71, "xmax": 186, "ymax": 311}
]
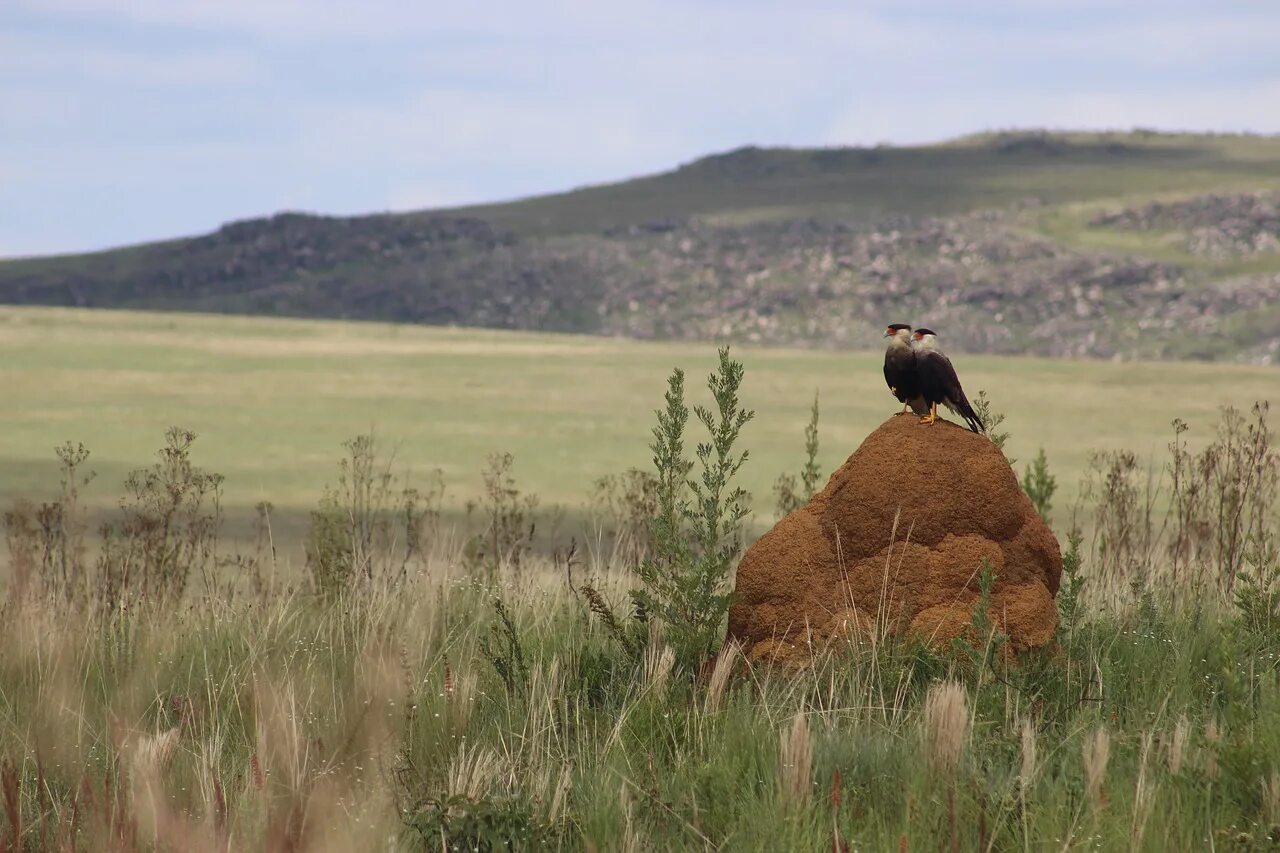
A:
[{"xmin": 3, "ymin": 130, "xmax": 1279, "ymax": 361}]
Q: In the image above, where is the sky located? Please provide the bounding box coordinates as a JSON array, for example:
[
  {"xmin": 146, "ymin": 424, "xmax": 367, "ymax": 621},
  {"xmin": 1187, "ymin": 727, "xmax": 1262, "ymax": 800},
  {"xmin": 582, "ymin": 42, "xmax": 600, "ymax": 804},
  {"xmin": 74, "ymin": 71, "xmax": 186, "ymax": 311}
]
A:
[{"xmin": 2, "ymin": 1, "xmax": 1278, "ymax": 257}]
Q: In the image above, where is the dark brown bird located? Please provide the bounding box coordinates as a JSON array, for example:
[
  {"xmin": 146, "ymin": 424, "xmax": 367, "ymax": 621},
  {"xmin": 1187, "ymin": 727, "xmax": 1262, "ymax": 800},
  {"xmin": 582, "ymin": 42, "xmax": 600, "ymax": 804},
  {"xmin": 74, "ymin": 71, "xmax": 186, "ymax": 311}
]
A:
[
  {"xmin": 883, "ymin": 324, "xmax": 927, "ymax": 417},
  {"xmin": 912, "ymin": 328, "xmax": 984, "ymax": 433}
]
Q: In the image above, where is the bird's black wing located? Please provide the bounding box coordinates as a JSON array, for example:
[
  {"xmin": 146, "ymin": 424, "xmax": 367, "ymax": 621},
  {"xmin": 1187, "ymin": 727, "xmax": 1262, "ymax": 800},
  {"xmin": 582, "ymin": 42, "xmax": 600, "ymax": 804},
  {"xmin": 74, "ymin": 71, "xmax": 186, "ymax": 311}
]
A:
[
  {"xmin": 883, "ymin": 348, "xmax": 916, "ymax": 403},
  {"xmin": 923, "ymin": 349, "xmax": 984, "ymax": 433}
]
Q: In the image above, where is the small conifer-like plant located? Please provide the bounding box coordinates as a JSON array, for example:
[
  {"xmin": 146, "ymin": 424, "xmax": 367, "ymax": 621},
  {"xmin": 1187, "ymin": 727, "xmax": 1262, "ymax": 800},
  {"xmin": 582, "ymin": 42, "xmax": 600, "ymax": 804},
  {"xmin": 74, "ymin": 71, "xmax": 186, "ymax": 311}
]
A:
[
  {"xmin": 973, "ymin": 389, "xmax": 1011, "ymax": 458},
  {"xmin": 1022, "ymin": 447, "xmax": 1057, "ymax": 522},
  {"xmin": 633, "ymin": 346, "xmax": 755, "ymax": 670},
  {"xmin": 773, "ymin": 390, "xmax": 821, "ymax": 517}
]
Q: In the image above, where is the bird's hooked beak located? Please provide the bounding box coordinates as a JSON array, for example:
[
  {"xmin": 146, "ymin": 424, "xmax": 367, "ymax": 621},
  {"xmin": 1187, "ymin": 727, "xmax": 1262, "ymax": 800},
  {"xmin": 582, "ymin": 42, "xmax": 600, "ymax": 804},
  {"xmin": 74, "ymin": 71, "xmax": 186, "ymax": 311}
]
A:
[{"xmin": 884, "ymin": 328, "xmax": 894, "ymax": 338}]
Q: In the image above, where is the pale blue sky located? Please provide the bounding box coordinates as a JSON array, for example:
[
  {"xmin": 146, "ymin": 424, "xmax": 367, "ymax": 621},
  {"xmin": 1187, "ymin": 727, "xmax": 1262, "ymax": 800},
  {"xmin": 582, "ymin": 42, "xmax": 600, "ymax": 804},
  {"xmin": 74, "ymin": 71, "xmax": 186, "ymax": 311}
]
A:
[{"xmin": 2, "ymin": 0, "xmax": 1278, "ymax": 256}]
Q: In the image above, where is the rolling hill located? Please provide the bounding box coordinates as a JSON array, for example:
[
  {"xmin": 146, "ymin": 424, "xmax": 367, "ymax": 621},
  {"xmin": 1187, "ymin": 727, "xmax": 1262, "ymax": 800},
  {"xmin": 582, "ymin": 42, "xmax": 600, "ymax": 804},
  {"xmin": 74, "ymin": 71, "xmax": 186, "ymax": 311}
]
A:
[{"xmin": 3, "ymin": 130, "xmax": 1279, "ymax": 361}]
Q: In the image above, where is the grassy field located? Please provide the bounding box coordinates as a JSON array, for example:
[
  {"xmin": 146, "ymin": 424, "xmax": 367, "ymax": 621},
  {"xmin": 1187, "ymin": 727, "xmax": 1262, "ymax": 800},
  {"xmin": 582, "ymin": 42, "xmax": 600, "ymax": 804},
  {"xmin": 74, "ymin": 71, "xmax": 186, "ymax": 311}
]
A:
[
  {"xmin": 2, "ymin": 305, "xmax": 1276, "ymax": 546},
  {"xmin": 451, "ymin": 131, "xmax": 1280, "ymax": 237},
  {"xmin": 2, "ymin": 552, "xmax": 1280, "ymax": 852},
  {"xmin": 2, "ymin": 305, "xmax": 1279, "ymax": 850}
]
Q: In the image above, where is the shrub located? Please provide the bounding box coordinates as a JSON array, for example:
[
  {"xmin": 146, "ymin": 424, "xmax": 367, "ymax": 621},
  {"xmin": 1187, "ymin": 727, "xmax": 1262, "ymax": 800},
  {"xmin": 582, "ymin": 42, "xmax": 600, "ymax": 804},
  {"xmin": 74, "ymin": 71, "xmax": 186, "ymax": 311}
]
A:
[
  {"xmin": 972, "ymin": 389, "xmax": 1010, "ymax": 455},
  {"xmin": 773, "ymin": 390, "xmax": 821, "ymax": 517},
  {"xmin": 633, "ymin": 346, "xmax": 755, "ymax": 670},
  {"xmin": 465, "ymin": 452, "xmax": 538, "ymax": 579},
  {"xmin": 306, "ymin": 434, "xmax": 443, "ymax": 599},
  {"xmin": 405, "ymin": 794, "xmax": 559, "ymax": 851},
  {"xmin": 1022, "ymin": 447, "xmax": 1057, "ymax": 523},
  {"xmin": 96, "ymin": 427, "xmax": 224, "ymax": 611},
  {"xmin": 3, "ymin": 441, "xmax": 93, "ymax": 605},
  {"xmin": 588, "ymin": 468, "xmax": 659, "ymax": 568}
]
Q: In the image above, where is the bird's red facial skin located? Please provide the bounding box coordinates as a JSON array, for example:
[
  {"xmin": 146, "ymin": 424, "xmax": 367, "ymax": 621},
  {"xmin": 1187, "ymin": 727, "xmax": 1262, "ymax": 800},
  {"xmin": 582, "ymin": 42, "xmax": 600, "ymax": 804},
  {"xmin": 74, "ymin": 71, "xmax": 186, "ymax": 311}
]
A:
[
  {"xmin": 884, "ymin": 328, "xmax": 894, "ymax": 337},
  {"xmin": 912, "ymin": 331, "xmax": 923, "ymax": 341}
]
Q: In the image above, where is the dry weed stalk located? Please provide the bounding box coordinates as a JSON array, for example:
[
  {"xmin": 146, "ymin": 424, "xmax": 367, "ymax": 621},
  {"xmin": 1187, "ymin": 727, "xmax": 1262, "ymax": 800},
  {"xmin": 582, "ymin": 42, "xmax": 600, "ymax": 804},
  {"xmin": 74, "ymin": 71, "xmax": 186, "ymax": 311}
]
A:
[
  {"xmin": 1167, "ymin": 715, "xmax": 1189, "ymax": 775},
  {"xmin": 1203, "ymin": 719, "xmax": 1221, "ymax": 780},
  {"xmin": 2, "ymin": 760, "xmax": 19, "ymax": 852},
  {"xmin": 1019, "ymin": 717, "xmax": 1037, "ymax": 790},
  {"xmin": 1129, "ymin": 730, "xmax": 1156, "ymax": 849},
  {"xmin": 1083, "ymin": 726, "xmax": 1111, "ymax": 809},
  {"xmin": 644, "ymin": 644, "xmax": 676, "ymax": 693},
  {"xmin": 922, "ymin": 681, "xmax": 970, "ymax": 774},
  {"xmin": 130, "ymin": 727, "xmax": 181, "ymax": 779},
  {"xmin": 447, "ymin": 670, "xmax": 478, "ymax": 736},
  {"xmin": 619, "ymin": 780, "xmax": 643, "ymax": 853},
  {"xmin": 703, "ymin": 641, "xmax": 740, "ymax": 713},
  {"xmin": 778, "ymin": 711, "xmax": 813, "ymax": 807},
  {"xmin": 1262, "ymin": 770, "xmax": 1280, "ymax": 826},
  {"xmin": 446, "ymin": 745, "xmax": 502, "ymax": 801}
]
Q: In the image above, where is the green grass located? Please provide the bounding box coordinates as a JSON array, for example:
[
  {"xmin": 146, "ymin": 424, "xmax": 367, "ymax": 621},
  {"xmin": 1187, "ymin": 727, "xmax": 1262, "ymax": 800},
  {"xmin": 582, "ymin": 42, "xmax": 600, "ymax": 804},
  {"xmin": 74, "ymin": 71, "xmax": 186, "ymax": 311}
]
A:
[
  {"xmin": 449, "ymin": 132, "xmax": 1280, "ymax": 238},
  {"xmin": 1031, "ymin": 201, "xmax": 1280, "ymax": 278},
  {"xmin": 2, "ymin": 306, "xmax": 1275, "ymax": 544},
  {"xmin": 4, "ymin": 545, "xmax": 1280, "ymax": 850},
  {"xmin": 1, "ymin": 302, "xmax": 1279, "ymax": 850}
]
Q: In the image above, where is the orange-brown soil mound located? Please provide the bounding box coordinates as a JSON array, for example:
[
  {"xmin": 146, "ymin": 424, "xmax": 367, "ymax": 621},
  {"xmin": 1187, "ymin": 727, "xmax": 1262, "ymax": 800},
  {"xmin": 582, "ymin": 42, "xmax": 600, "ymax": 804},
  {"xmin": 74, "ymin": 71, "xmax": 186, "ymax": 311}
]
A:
[{"xmin": 728, "ymin": 414, "xmax": 1061, "ymax": 665}]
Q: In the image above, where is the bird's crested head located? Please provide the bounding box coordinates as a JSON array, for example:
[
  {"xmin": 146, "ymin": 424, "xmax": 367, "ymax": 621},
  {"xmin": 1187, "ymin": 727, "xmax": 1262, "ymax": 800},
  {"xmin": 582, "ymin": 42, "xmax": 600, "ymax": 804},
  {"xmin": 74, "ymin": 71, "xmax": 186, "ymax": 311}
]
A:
[
  {"xmin": 912, "ymin": 328, "xmax": 938, "ymax": 348},
  {"xmin": 884, "ymin": 323, "xmax": 912, "ymax": 341}
]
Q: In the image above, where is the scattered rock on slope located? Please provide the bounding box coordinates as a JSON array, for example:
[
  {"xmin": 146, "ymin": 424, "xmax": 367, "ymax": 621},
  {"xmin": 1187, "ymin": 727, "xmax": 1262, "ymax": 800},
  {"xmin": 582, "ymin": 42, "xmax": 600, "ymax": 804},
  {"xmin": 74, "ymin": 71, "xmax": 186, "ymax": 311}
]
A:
[{"xmin": 727, "ymin": 414, "xmax": 1061, "ymax": 665}]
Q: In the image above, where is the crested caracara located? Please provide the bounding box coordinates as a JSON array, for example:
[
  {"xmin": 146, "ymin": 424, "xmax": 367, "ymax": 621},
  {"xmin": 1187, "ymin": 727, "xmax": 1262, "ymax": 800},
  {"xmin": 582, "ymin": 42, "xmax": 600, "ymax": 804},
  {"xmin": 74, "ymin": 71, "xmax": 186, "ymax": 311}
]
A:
[
  {"xmin": 912, "ymin": 328, "xmax": 984, "ymax": 433},
  {"xmin": 883, "ymin": 323, "xmax": 927, "ymax": 416}
]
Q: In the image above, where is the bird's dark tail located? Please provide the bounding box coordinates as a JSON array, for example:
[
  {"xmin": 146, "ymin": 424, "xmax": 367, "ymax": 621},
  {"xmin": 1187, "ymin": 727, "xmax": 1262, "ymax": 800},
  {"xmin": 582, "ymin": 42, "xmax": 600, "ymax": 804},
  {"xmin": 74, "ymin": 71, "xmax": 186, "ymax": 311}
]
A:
[{"xmin": 957, "ymin": 397, "xmax": 984, "ymax": 434}]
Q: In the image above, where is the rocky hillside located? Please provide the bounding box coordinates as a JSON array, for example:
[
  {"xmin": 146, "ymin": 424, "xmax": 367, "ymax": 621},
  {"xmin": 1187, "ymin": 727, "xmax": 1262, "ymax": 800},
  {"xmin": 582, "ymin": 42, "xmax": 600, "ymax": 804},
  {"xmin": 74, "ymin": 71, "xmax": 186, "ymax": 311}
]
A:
[{"xmin": 3, "ymin": 131, "xmax": 1279, "ymax": 362}]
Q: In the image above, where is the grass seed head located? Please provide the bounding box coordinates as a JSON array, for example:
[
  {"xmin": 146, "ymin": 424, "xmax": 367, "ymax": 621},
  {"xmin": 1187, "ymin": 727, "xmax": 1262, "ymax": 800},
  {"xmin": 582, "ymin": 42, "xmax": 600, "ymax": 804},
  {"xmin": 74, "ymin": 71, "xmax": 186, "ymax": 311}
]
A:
[{"xmin": 922, "ymin": 681, "xmax": 970, "ymax": 775}]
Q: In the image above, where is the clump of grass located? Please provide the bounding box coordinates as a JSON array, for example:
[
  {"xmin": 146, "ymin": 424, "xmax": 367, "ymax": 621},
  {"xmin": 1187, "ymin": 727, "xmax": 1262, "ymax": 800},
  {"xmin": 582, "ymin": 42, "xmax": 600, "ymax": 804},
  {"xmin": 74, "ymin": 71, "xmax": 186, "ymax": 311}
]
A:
[
  {"xmin": 1019, "ymin": 717, "xmax": 1037, "ymax": 790},
  {"xmin": 921, "ymin": 681, "xmax": 970, "ymax": 775},
  {"xmin": 1083, "ymin": 726, "xmax": 1111, "ymax": 810},
  {"xmin": 778, "ymin": 711, "xmax": 813, "ymax": 808}
]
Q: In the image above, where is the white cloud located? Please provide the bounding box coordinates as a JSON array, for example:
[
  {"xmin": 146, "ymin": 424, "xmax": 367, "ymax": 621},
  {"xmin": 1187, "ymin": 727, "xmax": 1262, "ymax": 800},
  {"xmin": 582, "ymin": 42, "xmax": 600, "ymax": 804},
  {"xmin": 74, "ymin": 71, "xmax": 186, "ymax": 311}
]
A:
[{"xmin": 4, "ymin": 0, "xmax": 1280, "ymax": 253}]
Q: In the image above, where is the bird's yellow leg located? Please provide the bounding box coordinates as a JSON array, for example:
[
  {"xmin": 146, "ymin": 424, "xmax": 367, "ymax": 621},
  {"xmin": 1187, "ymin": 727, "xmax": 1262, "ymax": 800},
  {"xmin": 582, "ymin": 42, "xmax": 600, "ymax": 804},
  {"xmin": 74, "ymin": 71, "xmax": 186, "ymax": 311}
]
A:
[
  {"xmin": 896, "ymin": 401, "xmax": 911, "ymax": 415},
  {"xmin": 919, "ymin": 402, "xmax": 938, "ymax": 425}
]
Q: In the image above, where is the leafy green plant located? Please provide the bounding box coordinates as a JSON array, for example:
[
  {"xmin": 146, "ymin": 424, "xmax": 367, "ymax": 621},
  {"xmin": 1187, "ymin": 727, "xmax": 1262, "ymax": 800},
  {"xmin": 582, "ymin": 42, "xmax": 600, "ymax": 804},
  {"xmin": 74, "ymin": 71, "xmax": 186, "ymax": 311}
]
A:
[
  {"xmin": 972, "ymin": 390, "xmax": 1010, "ymax": 458},
  {"xmin": 3, "ymin": 441, "xmax": 94, "ymax": 605},
  {"xmin": 96, "ymin": 427, "xmax": 224, "ymax": 611},
  {"xmin": 306, "ymin": 434, "xmax": 442, "ymax": 599},
  {"xmin": 1057, "ymin": 532, "xmax": 1086, "ymax": 638},
  {"xmin": 465, "ymin": 452, "xmax": 538, "ymax": 580},
  {"xmin": 1022, "ymin": 447, "xmax": 1057, "ymax": 522},
  {"xmin": 773, "ymin": 390, "xmax": 821, "ymax": 517},
  {"xmin": 633, "ymin": 347, "xmax": 755, "ymax": 670},
  {"xmin": 1232, "ymin": 537, "xmax": 1280, "ymax": 638},
  {"xmin": 589, "ymin": 467, "xmax": 659, "ymax": 568},
  {"xmin": 478, "ymin": 597, "xmax": 529, "ymax": 696},
  {"xmin": 957, "ymin": 557, "xmax": 1007, "ymax": 682},
  {"xmin": 405, "ymin": 794, "xmax": 559, "ymax": 851}
]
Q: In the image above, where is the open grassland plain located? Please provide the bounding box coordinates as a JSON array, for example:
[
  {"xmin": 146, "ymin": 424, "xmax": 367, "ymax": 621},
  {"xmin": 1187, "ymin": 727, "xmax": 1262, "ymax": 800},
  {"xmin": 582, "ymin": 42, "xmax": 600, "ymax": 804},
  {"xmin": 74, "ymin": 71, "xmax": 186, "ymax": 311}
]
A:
[
  {"xmin": 1, "ymin": 305, "xmax": 1276, "ymax": 546},
  {"xmin": 1, "ymin": 306, "xmax": 1279, "ymax": 850}
]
